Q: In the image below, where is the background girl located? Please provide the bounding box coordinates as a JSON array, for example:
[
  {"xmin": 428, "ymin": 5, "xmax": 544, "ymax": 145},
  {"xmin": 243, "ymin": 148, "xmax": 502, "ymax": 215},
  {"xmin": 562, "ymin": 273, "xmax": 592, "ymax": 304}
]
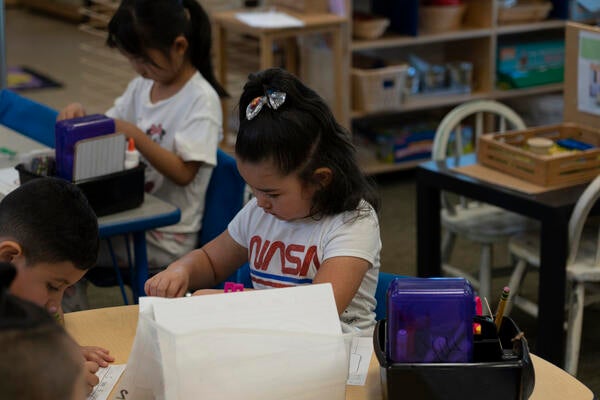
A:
[
  {"xmin": 146, "ymin": 68, "xmax": 381, "ymax": 334},
  {"xmin": 58, "ymin": 0, "xmax": 225, "ymax": 284}
]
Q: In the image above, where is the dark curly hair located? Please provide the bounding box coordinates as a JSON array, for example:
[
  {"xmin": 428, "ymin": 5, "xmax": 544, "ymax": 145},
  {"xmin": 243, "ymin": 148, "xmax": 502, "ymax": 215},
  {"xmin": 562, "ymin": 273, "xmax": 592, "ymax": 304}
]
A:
[{"xmin": 236, "ymin": 68, "xmax": 379, "ymax": 216}]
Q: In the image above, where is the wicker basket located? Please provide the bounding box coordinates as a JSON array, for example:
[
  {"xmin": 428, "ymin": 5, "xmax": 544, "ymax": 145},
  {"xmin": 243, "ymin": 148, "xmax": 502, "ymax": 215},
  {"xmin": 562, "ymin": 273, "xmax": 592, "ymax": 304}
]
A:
[
  {"xmin": 352, "ymin": 64, "xmax": 408, "ymax": 112},
  {"xmin": 419, "ymin": 4, "xmax": 466, "ymax": 34},
  {"xmin": 477, "ymin": 123, "xmax": 600, "ymax": 187},
  {"xmin": 353, "ymin": 16, "xmax": 390, "ymax": 39},
  {"xmin": 497, "ymin": 1, "xmax": 553, "ymax": 24}
]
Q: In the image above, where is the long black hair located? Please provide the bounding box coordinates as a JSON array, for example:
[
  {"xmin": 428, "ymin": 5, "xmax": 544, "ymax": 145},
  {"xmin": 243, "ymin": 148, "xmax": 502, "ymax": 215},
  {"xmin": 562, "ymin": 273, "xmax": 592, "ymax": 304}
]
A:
[
  {"xmin": 236, "ymin": 68, "xmax": 380, "ymax": 216},
  {"xmin": 106, "ymin": 0, "xmax": 227, "ymax": 97}
]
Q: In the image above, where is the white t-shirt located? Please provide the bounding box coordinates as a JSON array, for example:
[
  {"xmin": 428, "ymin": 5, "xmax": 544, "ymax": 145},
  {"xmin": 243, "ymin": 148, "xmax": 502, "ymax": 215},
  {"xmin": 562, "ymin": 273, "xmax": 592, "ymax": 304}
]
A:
[
  {"xmin": 228, "ymin": 198, "xmax": 381, "ymax": 333},
  {"xmin": 106, "ymin": 72, "xmax": 221, "ymax": 234}
]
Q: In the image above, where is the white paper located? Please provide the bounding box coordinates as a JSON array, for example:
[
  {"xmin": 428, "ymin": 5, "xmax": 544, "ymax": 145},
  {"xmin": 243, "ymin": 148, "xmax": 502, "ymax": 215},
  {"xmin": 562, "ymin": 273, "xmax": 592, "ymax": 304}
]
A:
[
  {"xmin": 235, "ymin": 11, "xmax": 304, "ymax": 28},
  {"xmin": 122, "ymin": 285, "xmax": 350, "ymax": 400},
  {"xmin": 0, "ymin": 167, "xmax": 19, "ymax": 197},
  {"xmin": 151, "ymin": 284, "xmax": 342, "ymax": 335},
  {"xmin": 346, "ymin": 336, "xmax": 373, "ymax": 386},
  {"xmin": 74, "ymin": 133, "xmax": 126, "ymax": 181},
  {"xmin": 578, "ymin": 30, "xmax": 600, "ymax": 117},
  {"xmin": 87, "ymin": 364, "xmax": 125, "ymax": 400}
]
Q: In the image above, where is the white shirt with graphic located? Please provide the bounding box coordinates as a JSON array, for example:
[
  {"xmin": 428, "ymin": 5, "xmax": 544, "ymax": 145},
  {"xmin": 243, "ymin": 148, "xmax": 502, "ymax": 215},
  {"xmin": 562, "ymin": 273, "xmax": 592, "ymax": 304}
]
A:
[
  {"xmin": 106, "ymin": 71, "xmax": 221, "ymax": 235},
  {"xmin": 228, "ymin": 198, "xmax": 381, "ymax": 334}
]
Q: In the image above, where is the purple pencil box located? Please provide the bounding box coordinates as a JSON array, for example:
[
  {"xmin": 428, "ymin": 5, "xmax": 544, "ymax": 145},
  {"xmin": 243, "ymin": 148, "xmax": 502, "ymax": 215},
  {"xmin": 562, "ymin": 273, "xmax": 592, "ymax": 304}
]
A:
[
  {"xmin": 55, "ymin": 114, "xmax": 115, "ymax": 181},
  {"xmin": 386, "ymin": 277, "xmax": 474, "ymax": 363}
]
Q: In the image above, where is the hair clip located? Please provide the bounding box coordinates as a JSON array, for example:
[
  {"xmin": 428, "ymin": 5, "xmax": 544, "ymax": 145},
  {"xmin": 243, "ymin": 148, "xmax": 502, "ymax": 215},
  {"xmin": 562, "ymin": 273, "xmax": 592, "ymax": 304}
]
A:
[{"xmin": 245, "ymin": 89, "xmax": 287, "ymax": 120}]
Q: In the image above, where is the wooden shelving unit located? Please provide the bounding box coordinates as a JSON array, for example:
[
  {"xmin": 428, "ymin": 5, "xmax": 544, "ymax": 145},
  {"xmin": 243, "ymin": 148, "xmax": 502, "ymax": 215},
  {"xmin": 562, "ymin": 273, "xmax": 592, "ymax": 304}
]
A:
[
  {"xmin": 19, "ymin": 0, "xmax": 84, "ymax": 22},
  {"xmin": 73, "ymin": 0, "xmax": 569, "ymax": 175},
  {"xmin": 350, "ymin": 0, "xmax": 569, "ymax": 175}
]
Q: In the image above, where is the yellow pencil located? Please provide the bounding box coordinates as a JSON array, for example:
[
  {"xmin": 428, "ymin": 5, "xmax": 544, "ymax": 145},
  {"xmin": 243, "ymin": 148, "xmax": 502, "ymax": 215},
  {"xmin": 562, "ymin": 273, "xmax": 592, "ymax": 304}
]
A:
[{"xmin": 494, "ymin": 286, "xmax": 510, "ymax": 332}]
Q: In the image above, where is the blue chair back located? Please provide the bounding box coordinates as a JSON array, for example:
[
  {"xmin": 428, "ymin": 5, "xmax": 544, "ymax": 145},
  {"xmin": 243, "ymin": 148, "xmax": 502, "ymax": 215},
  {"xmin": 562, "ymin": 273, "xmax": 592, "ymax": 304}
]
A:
[
  {"xmin": 0, "ymin": 89, "xmax": 58, "ymax": 147},
  {"xmin": 375, "ymin": 271, "xmax": 405, "ymax": 321},
  {"xmin": 200, "ymin": 149, "xmax": 251, "ymax": 288}
]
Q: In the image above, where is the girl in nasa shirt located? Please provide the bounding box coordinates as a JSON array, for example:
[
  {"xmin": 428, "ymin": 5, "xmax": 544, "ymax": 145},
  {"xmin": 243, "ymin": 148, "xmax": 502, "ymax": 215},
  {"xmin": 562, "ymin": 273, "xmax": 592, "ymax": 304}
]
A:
[{"xmin": 146, "ymin": 68, "xmax": 381, "ymax": 335}]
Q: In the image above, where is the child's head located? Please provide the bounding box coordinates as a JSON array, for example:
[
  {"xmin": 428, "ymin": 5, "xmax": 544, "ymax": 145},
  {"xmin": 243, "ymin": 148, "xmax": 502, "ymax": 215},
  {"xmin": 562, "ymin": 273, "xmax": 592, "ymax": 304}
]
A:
[
  {"xmin": 236, "ymin": 68, "xmax": 379, "ymax": 219},
  {"xmin": 0, "ymin": 177, "xmax": 99, "ymax": 311},
  {"xmin": 106, "ymin": 0, "xmax": 226, "ymax": 97},
  {"xmin": 0, "ymin": 262, "xmax": 87, "ymax": 400}
]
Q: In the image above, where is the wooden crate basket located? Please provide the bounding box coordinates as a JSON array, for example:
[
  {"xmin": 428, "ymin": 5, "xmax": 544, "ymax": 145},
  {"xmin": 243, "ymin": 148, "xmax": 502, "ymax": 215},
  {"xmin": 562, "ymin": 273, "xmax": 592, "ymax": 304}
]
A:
[
  {"xmin": 352, "ymin": 64, "xmax": 408, "ymax": 112},
  {"xmin": 477, "ymin": 123, "xmax": 600, "ymax": 187},
  {"xmin": 497, "ymin": 1, "xmax": 553, "ymax": 24}
]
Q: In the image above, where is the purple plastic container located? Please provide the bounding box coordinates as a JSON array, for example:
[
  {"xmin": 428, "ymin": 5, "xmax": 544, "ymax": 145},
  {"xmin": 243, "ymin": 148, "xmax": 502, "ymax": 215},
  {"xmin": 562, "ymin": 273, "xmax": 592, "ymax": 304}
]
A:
[
  {"xmin": 386, "ymin": 277, "xmax": 474, "ymax": 363},
  {"xmin": 55, "ymin": 114, "xmax": 115, "ymax": 181}
]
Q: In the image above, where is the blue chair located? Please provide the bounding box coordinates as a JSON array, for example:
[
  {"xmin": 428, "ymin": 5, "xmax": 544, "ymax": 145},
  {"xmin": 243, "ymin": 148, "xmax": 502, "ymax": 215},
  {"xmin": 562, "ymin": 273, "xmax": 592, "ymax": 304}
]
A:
[
  {"xmin": 201, "ymin": 149, "xmax": 251, "ymax": 288},
  {"xmin": 89, "ymin": 149, "xmax": 250, "ymax": 300},
  {"xmin": 0, "ymin": 89, "xmax": 57, "ymax": 147},
  {"xmin": 374, "ymin": 271, "xmax": 405, "ymax": 321}
]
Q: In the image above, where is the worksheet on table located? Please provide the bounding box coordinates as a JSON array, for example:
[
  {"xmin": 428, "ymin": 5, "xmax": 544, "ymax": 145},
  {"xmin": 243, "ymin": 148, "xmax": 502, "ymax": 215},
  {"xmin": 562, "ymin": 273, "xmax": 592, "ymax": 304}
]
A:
[
  {"xmin": 86, "ymin": 364, "xmax": 126, "ymax": 400},
  {"xmin": 347, "ymin": 336, "xmax": 373, "ymax": 386}
]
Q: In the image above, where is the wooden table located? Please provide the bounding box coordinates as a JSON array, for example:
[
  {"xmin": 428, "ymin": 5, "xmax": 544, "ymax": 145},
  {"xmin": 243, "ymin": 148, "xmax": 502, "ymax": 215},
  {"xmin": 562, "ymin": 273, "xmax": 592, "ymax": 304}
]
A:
[
  {"xmin": 211, "ymin": 8, "xmax": 349, "ymax": 133},
  {"xmin": 65, "ymin": 305, "xmax": 595, "ymax": 400},
  {"xmin": 416, "ymin": 153, "xmax": 588, "ymax": 367}
]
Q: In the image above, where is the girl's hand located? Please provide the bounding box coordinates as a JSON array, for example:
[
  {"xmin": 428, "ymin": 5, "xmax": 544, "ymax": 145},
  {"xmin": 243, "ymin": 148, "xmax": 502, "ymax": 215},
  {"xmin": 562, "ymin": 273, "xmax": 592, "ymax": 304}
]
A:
[
  {"xmin": 81, "ymin": 345, "xmax": 115, "ymax": 368},
  {"xmin": 84, "ymin": 361, "xmax": 100, "ymax": 394},
  {"xmin": 145, "ymin": 266, "xmax": 190, "ymax": 298},
  {"xmin": 58, "ymin": 102, "xmax": 86, "ymax": 120}
]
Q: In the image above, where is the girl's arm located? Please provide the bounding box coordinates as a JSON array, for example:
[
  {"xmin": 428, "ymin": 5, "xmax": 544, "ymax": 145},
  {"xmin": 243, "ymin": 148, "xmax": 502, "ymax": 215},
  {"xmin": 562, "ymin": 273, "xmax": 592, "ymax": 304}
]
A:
[
  {"xmin": 144, "ymin": 230, "xmax": 248, "ymax": 297},
  {"xmin": 312, "ymin": 256, "xmax": 370, "ymax": 316},
  {"xmin": 57, "ymin": 102, "xmax": 87, "ymax": 120},
  {"xmin": 114, "ymin": 119, "xmax": 200, "ymax": 186}
]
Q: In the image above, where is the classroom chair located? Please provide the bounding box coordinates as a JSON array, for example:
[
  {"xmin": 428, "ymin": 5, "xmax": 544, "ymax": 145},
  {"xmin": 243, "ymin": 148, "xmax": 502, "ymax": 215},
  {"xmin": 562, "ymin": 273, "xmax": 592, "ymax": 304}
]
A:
[
  {"xmin": 88, "ymin": 149, "xmax": 250, "ymax": 300},
  {"xmin": 374, "ymin": 271, "xmax": 405, "ymax": 321},
  {"xmin": 432, "ymin": 100, "xmax": 534, "ymax": 301},
  {"xmin": 504, "ymin": 175, "xmax": 600, "ymax": 376},
  {"xmin": 202, "ymin": 149, "xmax": 251, "ymax": 288},
  {"xmin": 0, "ymin": 89, "xmax": 57, "ymax": 147}
]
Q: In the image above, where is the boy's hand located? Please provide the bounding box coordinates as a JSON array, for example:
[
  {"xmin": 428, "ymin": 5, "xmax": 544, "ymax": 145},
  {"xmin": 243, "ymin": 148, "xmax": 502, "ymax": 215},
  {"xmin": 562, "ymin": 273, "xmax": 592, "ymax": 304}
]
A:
[
  {"xmin": 145, "ymin": 267, "xmax": 189, "ymax": 298},
  {"xmin": 58, "ymin": 102, "xmax": 86, "ymax": 120},
  {"xmin": 81, "ymin": 345, "xmax": 115, "ymax": 367},
  {"xmin": 84, "ymin": 361, "xmax": 100, "ymax": 395}
]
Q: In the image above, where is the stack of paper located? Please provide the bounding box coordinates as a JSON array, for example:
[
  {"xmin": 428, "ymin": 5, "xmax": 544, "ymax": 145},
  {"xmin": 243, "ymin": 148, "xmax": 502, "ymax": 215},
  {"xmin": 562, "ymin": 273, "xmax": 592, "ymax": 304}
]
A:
[
  {"xmin": 117, "ymin": 284, "xmax": 350, "ymax": 400},
  {"xmin": 235, "ymin": 10, "xmax": 305, "ymax": 28}
]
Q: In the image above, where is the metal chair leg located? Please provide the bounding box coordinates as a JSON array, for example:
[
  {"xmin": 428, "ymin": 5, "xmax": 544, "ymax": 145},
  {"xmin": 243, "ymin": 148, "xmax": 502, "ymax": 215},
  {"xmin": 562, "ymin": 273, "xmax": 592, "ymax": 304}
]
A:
[
  {"xmin": 478, "ymin": 244, "xmax": 492, "ymax": 301},
  {"xmin": 504, "ymin": 258, "xmax": 528, "ymax": 317},
  {"xmin": 106, "ymin": 237, "xmax": 129, "ymax": 305}
]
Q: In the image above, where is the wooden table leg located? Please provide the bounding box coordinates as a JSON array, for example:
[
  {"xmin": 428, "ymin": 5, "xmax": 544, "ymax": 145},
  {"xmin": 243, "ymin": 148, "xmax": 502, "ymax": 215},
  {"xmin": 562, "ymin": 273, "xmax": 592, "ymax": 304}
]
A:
[
  {"xmin": 260, "ymin": 34, "xmax": 274, "ymax": 72},
  {"xmin": 284, "ymin": 37, "xmax": 298, "ymax": 75}
]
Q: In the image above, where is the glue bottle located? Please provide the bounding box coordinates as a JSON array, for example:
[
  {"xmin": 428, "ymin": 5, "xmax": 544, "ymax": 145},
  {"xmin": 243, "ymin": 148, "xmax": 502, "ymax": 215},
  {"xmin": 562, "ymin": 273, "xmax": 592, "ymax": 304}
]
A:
[{"xmin": 125, "ymin": 138, "xmax": 140, "ymax": 169}]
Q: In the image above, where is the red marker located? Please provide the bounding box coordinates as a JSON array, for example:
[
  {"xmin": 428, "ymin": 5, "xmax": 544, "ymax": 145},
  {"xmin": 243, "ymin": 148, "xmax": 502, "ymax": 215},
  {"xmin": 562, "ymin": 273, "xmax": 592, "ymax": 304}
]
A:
[{"xmin": 475, "ymin": 296, "xmax": 482, "ymax": 316}]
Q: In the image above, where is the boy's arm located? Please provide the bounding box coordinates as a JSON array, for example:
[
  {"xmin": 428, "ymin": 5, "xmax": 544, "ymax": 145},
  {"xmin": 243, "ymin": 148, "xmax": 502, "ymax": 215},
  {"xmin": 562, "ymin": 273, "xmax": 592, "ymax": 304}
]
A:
[{"xmin": 113, "ymin": 119, "xmax": 200, "ymax": 186}]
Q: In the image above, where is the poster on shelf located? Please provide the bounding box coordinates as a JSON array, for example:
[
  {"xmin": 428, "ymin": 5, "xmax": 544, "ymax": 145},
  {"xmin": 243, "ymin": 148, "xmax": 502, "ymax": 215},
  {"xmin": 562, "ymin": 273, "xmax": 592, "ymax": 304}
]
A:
[{"xmin": 577, "ymin": 30, "xmax": 600, "ymax": 116}]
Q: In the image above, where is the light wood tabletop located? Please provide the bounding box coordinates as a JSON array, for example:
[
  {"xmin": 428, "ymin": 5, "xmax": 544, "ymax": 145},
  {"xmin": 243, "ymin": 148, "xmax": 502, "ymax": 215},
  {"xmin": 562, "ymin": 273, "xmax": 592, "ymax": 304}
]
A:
[{"xmin": 65, "ymin": 305, "xmax": 595, "ymax": 400}]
